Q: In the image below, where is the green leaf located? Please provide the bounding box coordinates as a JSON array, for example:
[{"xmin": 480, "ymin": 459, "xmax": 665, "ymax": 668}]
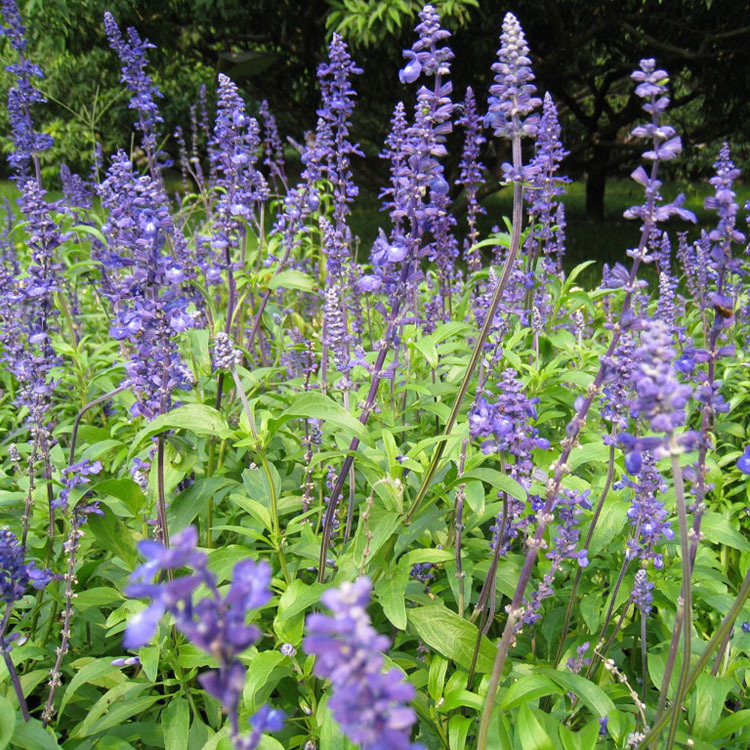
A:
[
  {"xmin": 564, "ymin": 261, "xmax": 596, "ymax": 287},
  {"xmin": 273, "ymin": 580, "xmax": 325, "ymax": 645},
  {"xmin": 374, "ymin": 565, "xmax": 409, "ymax": 630},
  {"xmin": 0, "ymin": 696, "xmax": 15, "ymax": 749},
  {"xmin": 94, "ymin": 738, "xmax": 137, "ymax": 750},
  {"xmin": 86, "ymin": 506, "xmax": 138, "ymax": 567},
  {"xmin": 266, "ymin": 269, "xmax": 315, "ymax": 292},
  {"xmin": 317, "ymin": 696, "xmax": 358, "ymax": 750},
  {"xmin": 399, "ymin": 548, "xmax": 454, "ymax": 568},
  {"xmin": 700, "ymin": 512, "xmax": 750, "ymax": 551},
  {"xmin": 169, "ymin": 477, "xmax": 235, "ymax": 532},
  {"xmin": 568, "ymin": 442, "xmax": 610, "ymax": 471},
  {"xmin": 268, "ymin": 392, "xmax": 371, "ymax": 445},
  {"xmin": 710, "ymin": 708, "xmax": 750, "ymax": 740},
  {"xmin": 90, "ymin": 478, "xmax": 147, "ymax": 517},
  {"xmin": 59, "ymin": 658, "xmax": 122, "ymax": 715},
  {"xmin": 72, "ymin": 223, "xmax": 107, "ymax": 245},
  {"xmin": 163, "ymin": 697, "xmax": 190, "ymax": 750},
  {"xmin": 502, "ymin": 674, "xmax": 562, "ymax": 709},
  {"xmin": 140, "ymin": 645, "xmax": 160, "ymax": 683},
  {"xmin": 459, "ymin": 468, "xmax": 527, "ymax": 502},
  {"xmin": 408, "ymin": 604, "xmax": 495, "ymax": 672},
  {"xmin": 242, "ymin": 651, "xmax": 291, "ymax": 712},
  {"xmin": 448, "ymin": 715, "xmax": 473, "ymax": 750},
  {"xmin": 11, "ymin": 718, "xmax": 60, "ymax": 749},
  {"xmin": 71, "ymin": 683, "xmax": 159, "ymax": 738},
  {"xmin": 428, "ymin": 654, "xmax": 449, "ymax": 702},
  {"xmin": 516, "ymin": 704, "xmax": 554, "ymax": 750},
  {"xmin": 536, "ymin": 668, "xmax": 615, "ymax": 717},
  {"xmin": 690, "ymin": 673, "xmax": 733, "ymax": 739},
  {"xmin": 74, "ymin": 587, "xmax": 123, "ymax": 611},
  {"xmin": 559, "ymin": 721, "xmax": 600, "ymax": 750},
  {"xmin": 130, "ymin": 405, "xmax": 234, "ymax": 456}
]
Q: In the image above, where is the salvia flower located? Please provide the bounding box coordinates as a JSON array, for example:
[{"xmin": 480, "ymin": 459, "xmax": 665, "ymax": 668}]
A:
[
  {"xmin": 619, "ymin": 318, "xmax": 696, "ymax": 470},
  {"xmin": 124, "ymin": 526, "xmax": 284, "ymax": 749},
  {"xmin": 211, "ymin": 74, "xmax": 269, "ymax": 226},
  {"xmin": 99, "ymin": 151, "xmax": 195, "ymax": 420},
  {"xmin": 213, "ymin": 331, "xmax": 242, "ymax": 371},
  {"xmin": 631, "ymin": 568, "xmax": 654, "ymax": 614},
  {"xmin": 378, "ymin": 3, "xmax": 453, "ymax": 285},
  {"xmin": 1, "ymin": 0, "xmax": 53, "ymax": 183},
  {"xmin": 399, "ymin": 4, "xmax": 452, "ymax": 84},
  {"xmin": 737, "ymin": 445, "xmax": 750, "ymax": 474},
  {"xmin": 526, "ymin": 92, "xmax": 568, "ymax": 268},
  {"xmin": 259, "ymin": 99, "xmax": 287, "ymax": 192},
  {"xmin": 104, "ymin": 11, "xmax": 163, "ymax": 163},
  {"xmin": 456, "ymin": 86, "xmax": 486, "ymax": 270},
  {"xmin": 618, "ymin": 452, "xmax": 673, "ymax": 568},
  {"xmin": 0, "ymin": 527, "xmax": 54, "ymax": 604},
  {"xmin": 0, "ymin": 179, "xmax": 64, "ymax": 431},
  {"xmin": 55, "ymin": 458, "xmax": 103, "ymax": 511},
  {"xmin": 485, "ymin": 12, "xmax": 541, "ymax": 140},
  {"xmin": 567, "ymin": 642, "xmax": 591, "ymax": 674},
  {"xmin": 523, "ymin": 489, "xmax": 591, "ymax": 625},
  {"xmin": 623, "ymin": 60, "xmax": 696, "ymax": 235},
  {"xmin": 317, "ymin": 32, "xmax": 363, "ymax": 232},
  {"xmin": 304, "ymin": 577, "xmax": 421, "ymax": 750}
]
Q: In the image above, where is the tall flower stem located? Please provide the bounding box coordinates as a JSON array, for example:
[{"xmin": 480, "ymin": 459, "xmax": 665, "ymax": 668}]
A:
[
  {"xmin": 230, "ymin": 365, "xmax": 290, "ymax": 584},
  {"xmin": 554, "ymin": 436, "xmax": 616, "ymax": 666},
  {"xmin": 42, "ymin": 511, "xmax": 85, "ymax": 727},
  {"xmin": 156, "ymin": 435, "xmax": 170, "ymax": 547},
  {"xmin": 663, "ymin": 439, "xmax": 692, "ymax": 750},
  {"xmin": 67, "ymin": 385, "xmax": 128, "ymax": 466},
  {"xmin": 0, "ymin": 606, "xmax": 29, "ymax": 721},
  {"xmin": 638, "ymin": 568, "xmax": 750, "ymax": 749},
  {"xmin": 373, "ymin": 137, "xmax": 526, "ymax": 586},
  {"xmin": 316, "ymin": 280, "xmax": 409, "ymax": 582},
  {"xmin": 476, "ymin": 153, "xmax": 662, "ymax": 749},
  {"xmin": 404, "ymin": 134, "xmax": 524, "ymax": 528}
]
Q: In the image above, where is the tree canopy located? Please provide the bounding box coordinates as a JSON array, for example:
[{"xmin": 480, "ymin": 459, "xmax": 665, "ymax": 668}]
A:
[{"xmin": 1, "ymin": 0, "xmax": 747, "ymax": 217}]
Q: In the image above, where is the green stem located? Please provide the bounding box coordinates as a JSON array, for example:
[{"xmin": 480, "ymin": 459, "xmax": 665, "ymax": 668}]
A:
[
  {"xmin": 638, "ymin": 568, "xmax": 750, "ymax": 748},
  {"xmin": 664, "ymin": 439, "xmax": 692, "ymax": 750}
]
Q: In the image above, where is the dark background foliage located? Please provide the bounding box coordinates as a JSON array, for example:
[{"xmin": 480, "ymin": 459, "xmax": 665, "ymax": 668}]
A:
[{"xmin": 1, "ymin": 0, "xmax": 748, "ymax": 220}]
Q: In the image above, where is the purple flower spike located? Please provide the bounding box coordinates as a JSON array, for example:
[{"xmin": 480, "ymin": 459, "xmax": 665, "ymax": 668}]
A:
[
  {"xmin": 124, "ymin": 526, "xmax": 282, "ymax": 748},
  {"xmin": 0, "ymin": 527, "xmax": 54, "ymax": 604},
  {"xmin": 485, "ymin": 12, "xmax": 541, "ymax": 139},
  {"xmin": 304, "ymin": 577, "xmax": 421, "ymax": 750},
  {"xmin": 104, "ymin": 11, "xmax": 162, "ymax": 160}
]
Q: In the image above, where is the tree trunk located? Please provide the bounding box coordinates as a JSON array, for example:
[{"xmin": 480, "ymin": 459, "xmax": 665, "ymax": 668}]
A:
[{"xmin": 585, "ymin": 143, "xmax": 609, "ymax": 222}]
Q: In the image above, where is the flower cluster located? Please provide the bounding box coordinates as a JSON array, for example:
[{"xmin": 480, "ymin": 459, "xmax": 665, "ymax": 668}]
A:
[
  {"xmin": 55, "ymin": 459, "xmax": 102, "ymax": 511},
  {"xmin": 485, "ymin": 12, "xmax": 541, "ymax": 141},
  {"xmin": 523, "ymin": 489, "xmax": 591, "ymax": 625},
  {"xmin": 624, "ymin": 60, "xmax": 696, "ymax": 235},
  {"xmin": 456, "ymin": 86, "xmax": 486, "ymax": 270},
  {"xmin": 1, "ymin": 0, "xmax": 53, "ymax": 182},
  {"xmin": 211, "ymin": 74, "xmax": 269, "ymax": 228},
  {"xmin": 0, "ymin": 179, "xmax": 64, "ymax": 434},
  {"xmin": 104, "ymin": 11, "xmax": 163, "ymax": 162},
  {"xmin": 124, "ymin": 526, "xmax": 284, "ymax": 749},
  {"xmin": 304, "ymin": 577, "xmax": 420, "ymax": 749},
  {"xmin": 0, "ymin": 527, "xmax": 54, "ymax": 604},
  {"xmin": 380, "ymin": 3, "xmax": 453, "ymax": 280},
  {"xmin": 618, "ymin": 452, "xmax": 673, "ymax": 568},
  {"xmin": 619, "ymin": 318, "xmax": 696, "ymax": 472},
  {"xmin": 631, "ymin": 568, "xmax": 654, "ymax": 614},
  {"xmin": 99, "ymin": 151, "xmax": 195, "ymax": 420}
]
